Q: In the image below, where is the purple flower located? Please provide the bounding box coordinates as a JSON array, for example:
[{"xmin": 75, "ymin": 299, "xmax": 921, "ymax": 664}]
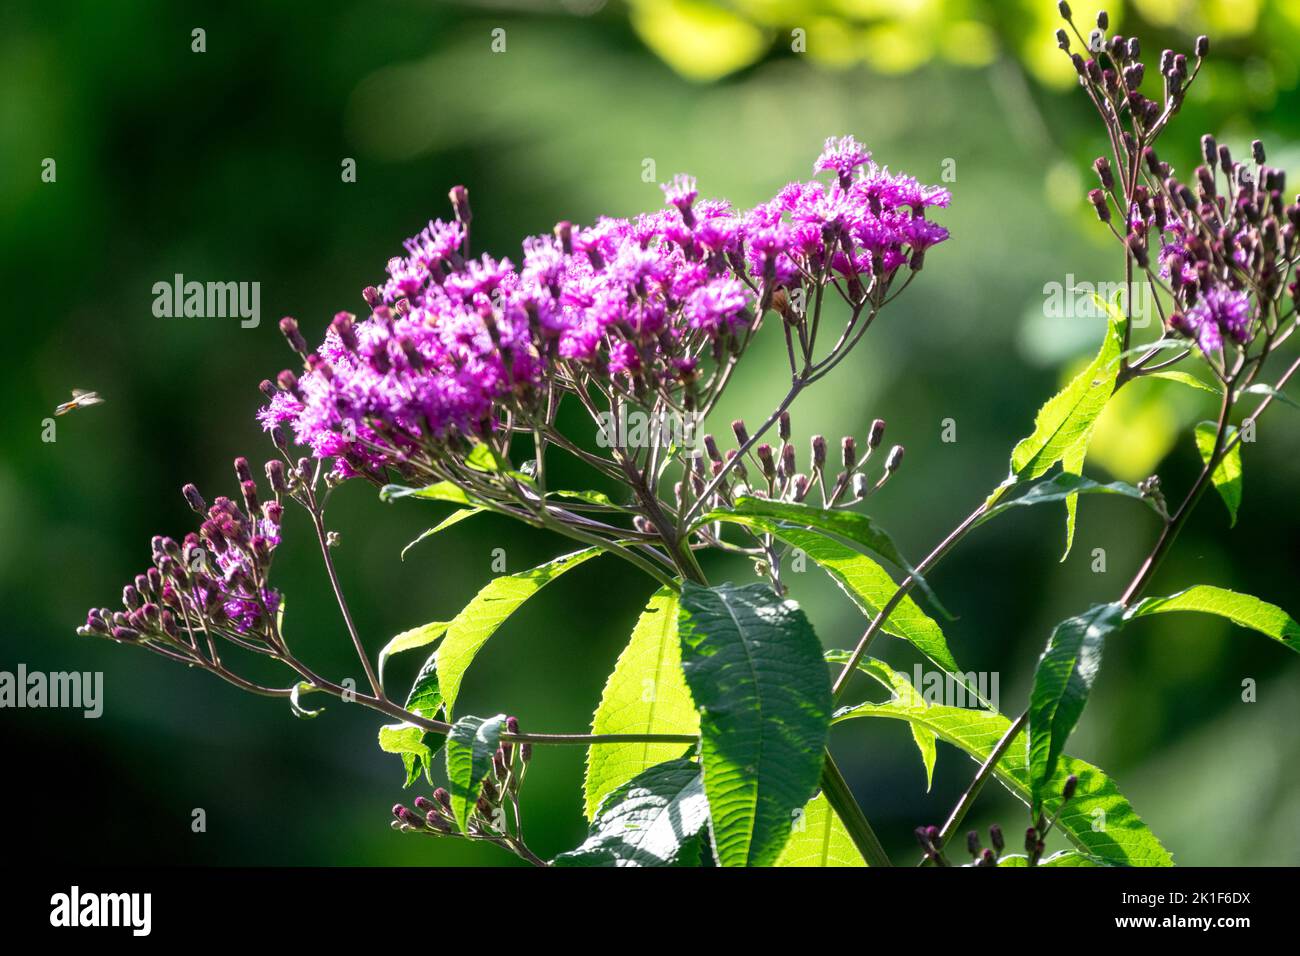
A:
[{"xmin": 815, "ymin": 135, "xmax": 872, "ymax": 185}]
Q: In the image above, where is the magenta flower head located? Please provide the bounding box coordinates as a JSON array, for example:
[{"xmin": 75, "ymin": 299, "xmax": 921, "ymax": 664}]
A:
[
  {"xmin": 815, "ymin": 135, "xmax": 872, "ymax": 187},
  {"xmin": 258, "ymin": 138, "xmax": 947, "ymax": 484}
]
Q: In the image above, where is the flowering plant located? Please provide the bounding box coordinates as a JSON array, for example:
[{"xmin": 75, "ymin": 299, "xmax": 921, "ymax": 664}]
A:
[{"xmin": 78, "ymin": 5, "xmax": 1300, "ymax": 867}]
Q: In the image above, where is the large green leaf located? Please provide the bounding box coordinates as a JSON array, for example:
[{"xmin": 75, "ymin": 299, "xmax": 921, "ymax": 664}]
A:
[
  {"xmin": 401, "ymin": 508, "xmax": 484, "ymax": 561},
  {"xmin": 444, "ymin": 713, "xmax": 507, "ymax": 833},
  {"xmin": 994, "ymin": 850, "xmax": 1109, "ymax": 867},
  {"xmin": 380, "ymin": 481, "xmax": 478, "ymax": 505},
  {"xmin": 378, "ymin": 721, "xmax": 441, "ymax": 788},
  {"xmin": 553, "ymin": 758, "xmax": 710, "ymax": 867},
  {"xmin": 977, "ymin": 472, "xmax": 1161, "ymax": 526},
  {"xmin": 584, "ymin": 588, "xmax": 700, "ymax": 820},
  {"xmin": 678, "ymin": 582, "xmax": 832, "ymax": 867},
  {"xmin": 1007, "ymin": 297, "xmax": 1123, "ymax": 483},
  {"xmin": 378, "ymin": 620, "xmax": 450, "ymax": 692},
  {"xmin": 1195, "ymin": 422, "xmax": 1242, "ymax": 527},
  {"xmin": 1127, "ymin": 586, "xmax": 1300, "ymax": 654},
  {"xmin": 834, "ymin": 660, "xmax": 1172, "ymax": 866},
  {"xmin": 774, "ymin": 791, "xmax": 868, "ymax": 867},
  {"xmin": 431, "ymin": 548, "xmax": 599, "ymax": 718},
  {"xmin": 702, "ymin": 511, "xmax": 961, "ymax": 676},
  {"xmin": 1027, "ymin": 603, "xmax": 1125, "ymax": 806},
  {"xmin": 702, "ymin": 497, "xmax": 948, "ymax": 616}
]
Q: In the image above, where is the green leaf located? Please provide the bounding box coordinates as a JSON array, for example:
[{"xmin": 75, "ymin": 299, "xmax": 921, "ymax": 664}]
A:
[
  {"xmin": 702, "ymin": 510, "xmax": 962, "ymax": 676},
  {"xmin": 703, "ymin": 497, "xmax": 949, "ymax": 617},
  {"xmin": 1195, "ymin": 422, "xmax": 1242, "ymax": 527},
  {"xmin": 433, "ymin": 548, "xmax": 600, "ymax": 718},
  {"xmin": 378, "ymin": 721, "xmax": 441, "ymax": 788},
  {"xmin": 445, "ymin": 713, "xmax": 507, "ymax": 833},
  {"xmin": 825, "ymin": 650, "xmax": 936, "ymax": 790},
  {"xmin": 378, "ymin": 620, "xmax": 450, "ymax": 692},
  {"xmin": 774, "ymin": 791, "xmax": 868, "ymax": 867},
  {"xmin": 976, "ymin": 472, "xmax": 1162, "ymax": 527},
  {"xmin": 401, "ymin": 508, "xmax": 484, "ymax": 561},
  {"xmin": 1240, "ymin": 382, "xmax": 1300, "ymax": 410},
  {"xmin": 1027, "ymin": 603, "xmax": 1125, "ymax": 807},
  {"xmin": 993, "ymin": 850, "xmax": 1109, "ymax": 867},
  {"xmin": 1060, "ymin": 432, "xmax": 1089, "ymax": 561},
  {"xmin": 405, "ymin": 651, "xmax": 445, "ymax": 721},
  {"xmin": 1148, "ymin": 370, "xmax": 1222, "ymax": 396},
  {"xmin": 289, "ymin": 682, "xmax": 325, "ymax": 719},
  {"xmin": 381, "ymin": 481, "xmax": 477, "ymax": 506},
  {"xmin": 678, "ymin": 582, "xmax": 832, "ymax": 867},
  {"xmin": 1008, "ymin": 297, "xmax": 1123, "ymax": 481},
  {"xmin": 548, "ymin": 489, "xmax": 629, "ymax": 510},
  {"xmin": 834, "ymin": 660, "xmax": 1172, "ymax": 866},
  {"xmin": 464, "ymin": 443, "xmax": 507, "ymax": 472},
  {"xmin": 553, "ymin": 758, "xmax": 710, "ymax": 867},
  {"xmin": 584, "ymin": 588, "xmax": 700, "ymax": 820},
  {"xmin": 1127, "ymin": 585, "xmax": 1300, "ymax": 654}
]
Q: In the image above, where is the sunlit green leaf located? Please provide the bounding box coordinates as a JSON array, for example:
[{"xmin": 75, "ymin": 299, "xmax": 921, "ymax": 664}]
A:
[
  {"xmin": 401, "ymin": 508, "xmax": 484, "ymax": 561},
  {"xmin": 379, "ymin": 620, "xmax": 450, "ymax": 692},
  {"xmin": 584, "ymin": 588, "xmax": 700, "ymax": 820},
  {"xmin": 834, "ymin": 659, "xmax": 1172, "ymax": 866},
  {"xmin": 1127, "ymin": 585, "xmax": 1300, "ymax": 654},
  {"xmin": 445, "ymin": 713, "xmax": 507, "ymax": 833},
  {"xmin": 554, "ymin": 758, "xmax": 709, "ymax": 867},
  {"xmin": 1195, "ymin": 422, "xmax": 1242, "ymax": 527},
  {"xmin": 774, "ymin": 791, "xmax": 867, "ymax": 867}
]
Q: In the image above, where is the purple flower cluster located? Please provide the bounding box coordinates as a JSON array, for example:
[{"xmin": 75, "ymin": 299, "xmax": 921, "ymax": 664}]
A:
[
  {"xmin": 79, "ymin": 460, "xmax": 284, "ymax": 646},
  {"xmin": 258, "ymin": 137, "xmax": 949, "ymax": 479}
]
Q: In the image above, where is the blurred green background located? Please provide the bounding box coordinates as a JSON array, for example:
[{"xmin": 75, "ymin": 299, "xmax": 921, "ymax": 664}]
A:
[{"xmin": 3, "ymin": 0, "xmax": 1298, "ymax": 866}]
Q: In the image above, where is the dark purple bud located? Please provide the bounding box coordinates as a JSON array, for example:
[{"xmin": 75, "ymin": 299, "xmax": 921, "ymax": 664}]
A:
[
  {"xmin": 554, "ymin": 221, "xmax": 573, "ymax": 255},
  {"xmin": 433, "ymin": 788, "xmax": 452, "ymax": 811},
  {"xmin": 1093, "ymin": 156, "xmax": 1114, "ymax": 190},
  {"xmin": 1195, "ymin": 35, "xmax": 1209, "ymax": 57},
  {"xmin": 840, "ymin": 436, "xmax": 856, "ymax": 470},
  {"xmin": 868, "ymin": 418, "xmax": 886, "ymax": 449},
  {"xmin": 756, "ymin": 443, "xmax": 776, "ymax": 479},
  {"xmin": 330, "ymin": 311, "xmax": 358, "ymax": 351},
  {"xmin": 448, "ymin": 185, "xmax": 472, "ymax": 225},
  {"xmin": 1057, "ymin": 1, "xmax": 1071, "ymax": 19},
  {"xmin": 990, "ymin": 824, "xmax": 1004, "ymax": 852},
  {"xmin": 1095, "ymin": 10, "xmax": 1107, "ymax": 30},
  {"xmin": 1126, "ymin": 232, "xmax": 1150, "ymax": 269},
  {"xmin": 240, "ymin": 480, "xmax": 259, "ymax": 514},
  {"xmin": 270, "ymin": 424, "xmax": 288, "ymax": 452},
  {"xmin": 279, "ymin": 317, "xmax": 308, "ymax": 355},
  {"xmin": 731, "ymin": 419, "xmax": 749, "ymax": 446},
  {"xmin": 780, "ymin": 442, "xmax": 796, "ymax": 478},
  {"xmin": 791, "ymin": 475, "xmax": 810, "ymax": 502},
  {"xmin": 122, "ymin": 585, "xmax": 142, "ymax": 611},
  {"xmin": 1062, "ymin": 774, "xmax": 1079, "ymax": 802},
  {"xmin": 778, "ymin": 410, "xmax": 791, "ymax": 442},
  {"xmin": 1126, "ymin": 37, "xmax": 1139, "ymax": 59},
  {"xmin": 182, "ymin": 483, "xmax": 206, "ymax": 514},
  {"xmin": 966, "ymin": 830, "xmax": 981, "ymax": 857},
  {"xmin": 265, "ymin": 460, "xmax": 287, "ymax": 494},
  {"xmin": 1025, "ymin": 826, "xmax": 1039, "ymax": 855},
  {"xmin": 276, "ymin": 369, "xmax": 301, "ymax": 399},
  {"xmin": 1252, "ymin": 140, "xmax": 1266, "ymax": 165},
  {"xmin": 258, "ymin": 379, "xmax": 278, "ymax": 400},
  {"xmin": 1088, "ymin": 188, "xmax": 1111, "ymax": 222},
  {"xmin": 885, "ymin": 445, "xmax": 904, "ymax": 473},
  {"xmin": 234, "ymin": 457, "xmax": 253, "ymax": 485},
  {"xmin": 811, "ymin": 435, "xmax": 826, "ymax": 470},
  {"xmin": 703, "ymin": 434, "xmax": 722, "ymax": 463},
  {"xmin": 362, "ymin": 286, "xmax": 382, "ymax": 310},
  {"xmin": 1056, "ymin": 28, "xmax": 1069, "ymax": 51}
]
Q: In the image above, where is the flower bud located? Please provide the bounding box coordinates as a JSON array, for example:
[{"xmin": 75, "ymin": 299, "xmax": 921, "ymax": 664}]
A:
[
  {"xmin": 1088, "ymin": 188, "xmax": 1111, "ymax": 222},
  {"xmin": 703, "ymin": 434, "xmax": 722, "ymax": 463},
  {"xmin": 330, "ymin": 311, "xmax": 358, "ymax": 351},
  {"xmin": 966, "ymin": 830, "xmax": 981, "ymax": 857},
  {"xmin": 731, "ymin": 419, "xmax": 749, "ymax": 447},
  {"xmin": 989, "ymin": 824, "xmax": 1004, "ymax": 852},
  {"xmin": 756, "ymin": 443, "xmax": 776, "ymax": 480},
  {"xmin": 1252, "ymin": 139, "xmax": 1266, "ymax": 165},
  {"xmin": 362, "ymin": 286, "xmax": 382, "ymax": 310},
  {"xmin": 811, "ymin": 435, "xmax": 827, "ymax": 470},
  {"xmin": 1062, "ymin": 773, "xmax": 1079, "ymax": 802},
  {"xmin": 265, "ymin": 459, "xmax": 287, "ymax": 494},
  {"xmin": 182, "ymin": 483, "xmax": 206, "ymax": 514},
  {"xmin": 1195, "ymin": 35, "xmax": 1209, "ymax": 57},
  {"xmin": 868, "ymin": 418, "xmax": 886, "ymax": 449},
  {"xmin": 1093, "ymin": 156, "xmax": 1113, "ymax": 190},
  {"xmin": 448, "ymin": 185, "xmax": 472, "ymax": 225},
  {"xmin": 779, "ymin": 411, "xmax": 791, "ymax": 442},
  {"xmin": 884, "ymin": 445, "xmax": 904, "ymax": 473},
  {"xmin": 279, "ymin": 317, "xmax": 308, "ymax": 356},
  {"xmin": 840, "ymin": 436, "xmax": 856, "ymax": 470},
  {"xmin": 1024, "ymin": 826, "xmax": 1039, "ymax": 855},
  {"xmin": 258, "ymin": 379, "xmax": 278, "ymax": 400}
]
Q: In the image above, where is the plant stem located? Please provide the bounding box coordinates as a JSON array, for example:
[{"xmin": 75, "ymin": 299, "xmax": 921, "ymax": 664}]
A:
[
  {"xmin": 310, "ymin": 509, "xmax": 384, "ymax": 700},
  {"xmin": 819, "ymin": 755, "xmax": 892, "ymax": 866}
]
